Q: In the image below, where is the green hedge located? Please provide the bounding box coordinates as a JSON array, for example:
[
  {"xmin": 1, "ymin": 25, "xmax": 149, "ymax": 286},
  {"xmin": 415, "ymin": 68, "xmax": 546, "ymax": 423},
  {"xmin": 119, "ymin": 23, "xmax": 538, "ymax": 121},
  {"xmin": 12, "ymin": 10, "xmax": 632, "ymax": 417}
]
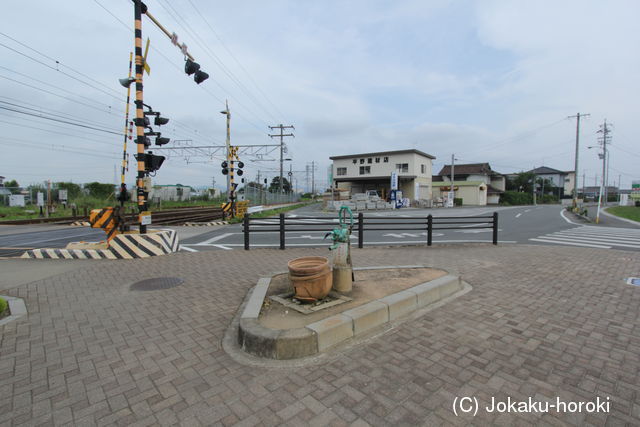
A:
[
  {"xmin": 500, "ymin": 191, "xmax": 532, "ymax": 205},
  {"xmin": 0, "ymin": 297, "xmax": 8, "ymax": 315}
]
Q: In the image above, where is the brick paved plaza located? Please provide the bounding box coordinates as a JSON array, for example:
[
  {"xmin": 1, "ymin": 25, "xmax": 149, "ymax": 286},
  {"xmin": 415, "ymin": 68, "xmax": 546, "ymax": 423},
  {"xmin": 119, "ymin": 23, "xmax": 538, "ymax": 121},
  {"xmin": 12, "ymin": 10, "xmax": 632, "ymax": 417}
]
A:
[{"xmin": 1, "ymin": 244, "xmax": 639, "ymax": 426}]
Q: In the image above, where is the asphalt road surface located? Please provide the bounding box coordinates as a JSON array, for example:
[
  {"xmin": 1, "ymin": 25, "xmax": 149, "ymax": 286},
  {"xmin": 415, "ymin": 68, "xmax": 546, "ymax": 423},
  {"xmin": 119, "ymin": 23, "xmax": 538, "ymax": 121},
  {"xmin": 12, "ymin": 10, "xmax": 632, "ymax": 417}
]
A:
[{"xmin": 2, "ymin": 203, "xmax": 639, "ymax": 257}]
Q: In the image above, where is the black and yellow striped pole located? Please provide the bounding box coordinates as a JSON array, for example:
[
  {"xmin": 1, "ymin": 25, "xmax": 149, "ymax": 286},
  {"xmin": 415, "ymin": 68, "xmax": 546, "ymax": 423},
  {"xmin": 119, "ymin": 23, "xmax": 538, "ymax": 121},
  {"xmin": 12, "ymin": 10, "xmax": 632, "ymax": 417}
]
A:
[
  {"xmin": 119, "ymin": 52, "xmax": 133, "ymax": 208},
  {"xmin": 133, "ymin": 0, "xmax": 148, "ymax": 233}
]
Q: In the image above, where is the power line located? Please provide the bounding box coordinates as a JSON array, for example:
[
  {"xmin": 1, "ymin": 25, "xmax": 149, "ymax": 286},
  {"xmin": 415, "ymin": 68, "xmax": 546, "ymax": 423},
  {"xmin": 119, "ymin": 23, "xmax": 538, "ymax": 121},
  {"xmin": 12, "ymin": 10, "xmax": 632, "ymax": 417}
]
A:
[
  {"xmin": 157, "ymin": 0, "xmax": 278, "ymax": 125},
  {"xmin": 0, "ymin": 137, "xmax": 120, "ymax": 159},
  {"xmin": 0, "ymin": 117, "xmax": 120, "ymax": 147},
  {"xmin": 186, "ymin": 0, "xmax": 288, "ymax": 123},
  {"xmin": 0, "ymin": 106, "xmax": 123, "ymax": 135}
]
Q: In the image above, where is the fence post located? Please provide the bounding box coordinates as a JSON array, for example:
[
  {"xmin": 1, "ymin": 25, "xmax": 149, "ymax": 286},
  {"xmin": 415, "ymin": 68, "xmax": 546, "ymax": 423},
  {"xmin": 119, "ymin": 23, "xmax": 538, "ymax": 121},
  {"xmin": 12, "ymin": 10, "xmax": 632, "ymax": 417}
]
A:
[
  {"xmin": 427, "ymin": 214, "xmax": 433, "ymax": 246},
  {"xmin": 358, "ymin": 212, "xmax": 364, "ymax": 248},
  {"xmin": 243, "ymin": 214, "xmax": 250, "ymax": 250},
  {"xmin": 279, "ymin": 213, "xmax": 285, "ymax": 250},
  {"xmin": 492, "ymin": 212, "xmax": 498, "ymax": 245}
]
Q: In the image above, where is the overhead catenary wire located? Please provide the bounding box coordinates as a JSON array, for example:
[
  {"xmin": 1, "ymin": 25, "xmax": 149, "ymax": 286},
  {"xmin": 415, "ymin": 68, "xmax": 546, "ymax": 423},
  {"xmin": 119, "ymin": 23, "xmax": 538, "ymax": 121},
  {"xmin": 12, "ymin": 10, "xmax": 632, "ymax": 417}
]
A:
[
  {"xmin": 0, "ymin": 106, "xmax": 123, "ymax": 135},
  {"xmin": 186, "ymin": 0, "xmax": 289, "ymax": 124},
  {"xmin": 156, "ymin": 0, "xmax": 278, "ymax": 125},
  {"xmin": 0, "ymin": 137, "xmax": 120, "ymax": 159}
]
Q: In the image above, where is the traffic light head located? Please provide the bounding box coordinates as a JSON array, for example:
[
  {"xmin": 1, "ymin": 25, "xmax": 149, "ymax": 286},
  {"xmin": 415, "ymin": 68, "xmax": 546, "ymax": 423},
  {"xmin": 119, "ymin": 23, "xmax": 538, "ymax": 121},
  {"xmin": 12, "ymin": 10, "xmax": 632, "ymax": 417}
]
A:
[
  {"xmin": 155, "ymin": 137, "xmax": 170, "ymax": 146},
  {"xmin": 185, "ymin": 59, "xmax": 200, "ymax": 75},
  {"xmin": 194, "ymin": 70, "xmax": 209, "ymax": 84},
  {"xmin": 154, "ymin": 116, "xmax": 169, "ymax": 126}
]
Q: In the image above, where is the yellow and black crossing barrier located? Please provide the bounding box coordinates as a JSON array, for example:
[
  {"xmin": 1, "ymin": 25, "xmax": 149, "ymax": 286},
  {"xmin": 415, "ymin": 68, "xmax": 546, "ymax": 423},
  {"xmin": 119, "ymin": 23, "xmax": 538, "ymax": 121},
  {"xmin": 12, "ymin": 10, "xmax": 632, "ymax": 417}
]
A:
[{"xmin": 89, "ymin": 207, "xmax": 121, "ymax": 241}]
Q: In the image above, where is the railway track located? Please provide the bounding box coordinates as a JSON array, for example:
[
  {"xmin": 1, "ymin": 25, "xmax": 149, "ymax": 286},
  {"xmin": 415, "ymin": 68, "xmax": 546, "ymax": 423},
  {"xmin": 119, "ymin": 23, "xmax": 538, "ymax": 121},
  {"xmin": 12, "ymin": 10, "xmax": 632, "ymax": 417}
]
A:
[{"xmin": 0, "ymin": 206, "xmax": 225, "ymax": 226}]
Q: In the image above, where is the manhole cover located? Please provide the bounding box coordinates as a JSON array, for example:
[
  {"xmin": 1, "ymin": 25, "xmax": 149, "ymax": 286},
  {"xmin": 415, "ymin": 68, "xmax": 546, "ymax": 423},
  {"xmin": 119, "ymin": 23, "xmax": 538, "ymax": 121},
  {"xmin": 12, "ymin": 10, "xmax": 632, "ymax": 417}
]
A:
[{"xmin": 130, "ymin": 277, "xmax": 183, "ymax": 291}]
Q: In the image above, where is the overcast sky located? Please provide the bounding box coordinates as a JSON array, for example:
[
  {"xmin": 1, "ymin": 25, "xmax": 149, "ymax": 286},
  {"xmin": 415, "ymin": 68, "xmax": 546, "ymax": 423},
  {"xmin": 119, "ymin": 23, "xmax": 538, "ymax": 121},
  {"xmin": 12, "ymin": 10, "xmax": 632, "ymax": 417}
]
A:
[{"xmin": 1, "ymin": 0, "xmax": 638, "ymax": 191}]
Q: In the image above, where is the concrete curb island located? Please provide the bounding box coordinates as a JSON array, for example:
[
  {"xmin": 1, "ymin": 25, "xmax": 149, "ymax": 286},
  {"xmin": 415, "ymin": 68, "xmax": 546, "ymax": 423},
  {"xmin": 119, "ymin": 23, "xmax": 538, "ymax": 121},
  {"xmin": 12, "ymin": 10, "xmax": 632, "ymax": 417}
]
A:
[{"xmin": 238, "ymin": 267, "xmax": 466, "ymax": 360}]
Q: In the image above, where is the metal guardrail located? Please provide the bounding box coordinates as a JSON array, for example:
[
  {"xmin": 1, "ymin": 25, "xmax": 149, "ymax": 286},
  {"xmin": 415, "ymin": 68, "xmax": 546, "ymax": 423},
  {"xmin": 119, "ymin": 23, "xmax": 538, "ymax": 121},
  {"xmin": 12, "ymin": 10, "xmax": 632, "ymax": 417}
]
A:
[{"xmin": 242, "ymin": 212, "xmax": 499, "ymax": 250}]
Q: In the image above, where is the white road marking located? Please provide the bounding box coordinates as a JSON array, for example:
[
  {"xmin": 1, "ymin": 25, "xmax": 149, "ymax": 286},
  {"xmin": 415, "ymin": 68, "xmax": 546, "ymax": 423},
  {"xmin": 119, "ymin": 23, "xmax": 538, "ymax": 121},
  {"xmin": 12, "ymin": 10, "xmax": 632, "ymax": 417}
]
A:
[
  {"xmin": 515, "ymin": 213, "xmax": 522, "ymax": 218},
  {"xmin": 529, "ymin": 238, "xmax": 610, "ymax": 249},
  {"xmin": 213, "ymin": 244, "xmax": 232, "ymax": 250},
  {"xmin": 194, "ymin": 233, "xmax": 234, "ymax": 245},
  {"xmin": 179, "ymin": 245, "xmax": 199, "ymax": 252}
]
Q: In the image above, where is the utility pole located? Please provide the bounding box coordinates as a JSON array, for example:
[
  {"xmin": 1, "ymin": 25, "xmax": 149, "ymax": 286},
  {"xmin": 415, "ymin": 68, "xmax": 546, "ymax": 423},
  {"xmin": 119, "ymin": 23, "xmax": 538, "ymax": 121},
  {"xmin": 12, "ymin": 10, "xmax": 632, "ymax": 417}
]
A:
[
  {"xmin": 568, "ymin": 113, "xmax": 589, "ymax": 209},
  {"xmin": 450, "ymin": 154, "xmax": 456, "ymax": 207},
  {"xmin": 268, "ymin": 124, "xmax": 294, "ymax": 194},
  {"xmin": 221, "ymin": 100, "xmax": 231, "ymax": 201},
  {"xmin": 532, "ymin": 167, "xmax": 537, "ymax": 205},
  {"xmin": 596, "ymin": 119, "xmax": 611, "ymax": 223},
  {"xmin": 305, "ymin": 164, "xmax": 310, "ymax": 193},
  {"xmin": 133, "ymin": 0, "xmax": 148, "ymax": 233}
]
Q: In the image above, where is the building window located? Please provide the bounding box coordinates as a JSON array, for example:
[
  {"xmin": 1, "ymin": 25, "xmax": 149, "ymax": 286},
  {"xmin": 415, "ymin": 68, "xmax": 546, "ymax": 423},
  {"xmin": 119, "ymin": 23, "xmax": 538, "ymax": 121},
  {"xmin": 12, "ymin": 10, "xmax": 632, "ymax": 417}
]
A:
[
  {"xmin": 421, "ymin": 164, "xmax": 426, "ymax": 174},
  {"xmin": 367, "ymin": 158, "xmax": 372, "ymax": 164},
  {"xmin": 375, "ymin": 157, "xmax": 380, "ymax": 163},
  {"xmin": 359, "ymin": 166, "xmax": 371, "ymax": 175},
  {"xmin": 395, "ymin": 163, "xmax": 409, "ymax": 173},
  {"xmin": 352, "ymin": 159, "xmax": 357, "ymax": 164},
  {"xmin": 383, "ymin": 156, "xmax": 389, "ymax": 163},
  {"xmin": 336, "ymin": 167, "xmax": 347, "ymax": 176},
  {"xmin": 360, "ymin": 158, "xmax": 365, "ymax": 164}
]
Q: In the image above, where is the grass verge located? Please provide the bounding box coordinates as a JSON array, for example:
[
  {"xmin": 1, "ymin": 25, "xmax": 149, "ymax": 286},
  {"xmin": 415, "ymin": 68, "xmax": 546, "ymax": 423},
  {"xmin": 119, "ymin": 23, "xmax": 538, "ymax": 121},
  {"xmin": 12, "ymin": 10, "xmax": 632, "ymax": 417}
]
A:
[{"xmin": 606, "ymin": 206, "xmax": 640, "ymax": 223}]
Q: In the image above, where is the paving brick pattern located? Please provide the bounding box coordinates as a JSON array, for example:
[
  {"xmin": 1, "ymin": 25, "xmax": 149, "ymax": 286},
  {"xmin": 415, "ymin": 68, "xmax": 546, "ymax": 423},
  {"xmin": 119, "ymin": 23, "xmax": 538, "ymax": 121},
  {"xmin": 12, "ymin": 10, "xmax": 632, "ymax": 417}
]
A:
[{"xmin": 1, "ymin": 244, "xmax": 639, "ymax": 426}]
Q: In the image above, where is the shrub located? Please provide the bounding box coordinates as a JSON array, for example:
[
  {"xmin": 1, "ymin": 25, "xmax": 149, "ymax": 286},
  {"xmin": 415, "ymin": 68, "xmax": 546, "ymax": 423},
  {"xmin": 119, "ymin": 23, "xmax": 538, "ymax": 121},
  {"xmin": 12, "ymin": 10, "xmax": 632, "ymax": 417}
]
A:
[
  {"xmin": 453, "ymin": 198, "xmax": 463, "ymax": 206},
  {"xmin": 500, "ymin": 191, "xmax": 532, "ymax": 205},
  {"xmin": 0, "ymin": 297, "xmax": 8, "ymax": 315}
]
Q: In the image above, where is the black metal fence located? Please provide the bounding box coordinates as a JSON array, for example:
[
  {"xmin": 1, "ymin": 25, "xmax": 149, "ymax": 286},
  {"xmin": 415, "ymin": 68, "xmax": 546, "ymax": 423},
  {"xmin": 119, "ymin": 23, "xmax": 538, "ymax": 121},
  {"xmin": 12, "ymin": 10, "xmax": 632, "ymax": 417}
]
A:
[{"xmin": 242, "ymin": 212, "xmax": 498, "ymax": 250}]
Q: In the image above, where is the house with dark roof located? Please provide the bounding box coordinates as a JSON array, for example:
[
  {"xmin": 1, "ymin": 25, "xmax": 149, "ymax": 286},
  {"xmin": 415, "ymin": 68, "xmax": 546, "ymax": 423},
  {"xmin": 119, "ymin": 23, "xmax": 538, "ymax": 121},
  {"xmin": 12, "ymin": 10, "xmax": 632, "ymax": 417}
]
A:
[
  {"xmin": 433, "ymin": 163, "xmax": 505, "ymax": 205},
  {"xmin": 525, "ymin": 166, "xmax": 575, "ymax": 198}
]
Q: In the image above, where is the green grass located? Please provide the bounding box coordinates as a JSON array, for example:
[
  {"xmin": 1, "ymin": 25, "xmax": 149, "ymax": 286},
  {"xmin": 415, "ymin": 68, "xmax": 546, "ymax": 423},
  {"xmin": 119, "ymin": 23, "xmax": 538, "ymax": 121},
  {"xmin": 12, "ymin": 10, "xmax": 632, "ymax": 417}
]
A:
[
  {"xmin": 0, "ymin": 297, "xmax": 8, "ymax": 316},
  {"xmin": 606, "ymin": 206, "xmax": 640, "ymax": 222}
]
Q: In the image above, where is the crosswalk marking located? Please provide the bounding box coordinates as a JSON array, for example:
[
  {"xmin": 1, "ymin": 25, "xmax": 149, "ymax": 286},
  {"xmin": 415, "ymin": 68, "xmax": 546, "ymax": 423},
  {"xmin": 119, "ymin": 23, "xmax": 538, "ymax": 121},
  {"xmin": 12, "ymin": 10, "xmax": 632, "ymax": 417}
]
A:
[{"xmin": 530, "ymin": 225, "xmax": 640, "ymax": 250}]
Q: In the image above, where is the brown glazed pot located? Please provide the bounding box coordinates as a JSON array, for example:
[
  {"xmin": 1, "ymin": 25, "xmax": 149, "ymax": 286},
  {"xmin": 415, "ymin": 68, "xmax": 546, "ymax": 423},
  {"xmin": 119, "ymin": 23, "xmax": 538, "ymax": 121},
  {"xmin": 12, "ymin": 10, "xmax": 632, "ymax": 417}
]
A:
[{"xmin": 288, "ymin": 256, "xmax": 333, "ymax": 302}]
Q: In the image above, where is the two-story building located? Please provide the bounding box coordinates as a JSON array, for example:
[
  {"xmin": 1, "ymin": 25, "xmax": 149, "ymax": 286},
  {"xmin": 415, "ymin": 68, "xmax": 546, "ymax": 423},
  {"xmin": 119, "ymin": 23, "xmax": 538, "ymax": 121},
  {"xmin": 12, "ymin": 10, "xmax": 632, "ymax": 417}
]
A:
[
  {"xmin": 527, "ymin": 167, "xmax": 575, "ymax": 198},
  {"xmin": 433, "ymin": 163, "xmax": 506, "ymax": 205},
  {"xmin": 330, "ymin": 149, "xmax": 436, "ymax": 201}
]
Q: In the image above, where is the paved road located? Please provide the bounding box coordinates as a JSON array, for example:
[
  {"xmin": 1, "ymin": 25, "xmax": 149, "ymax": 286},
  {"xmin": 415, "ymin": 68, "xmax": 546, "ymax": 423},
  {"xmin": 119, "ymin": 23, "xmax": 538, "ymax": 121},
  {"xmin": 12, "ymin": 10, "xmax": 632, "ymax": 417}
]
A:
[
  {"xmin": 180, "ymin": 203, "xmax": 640, "ymax": 252},
  {"xmin": 2, "ymin": 203, "xmax": 639, "ymax": 256},
  {"xmin": 2, "ymin": 244, "xmax": 640, "ymax": 425}
]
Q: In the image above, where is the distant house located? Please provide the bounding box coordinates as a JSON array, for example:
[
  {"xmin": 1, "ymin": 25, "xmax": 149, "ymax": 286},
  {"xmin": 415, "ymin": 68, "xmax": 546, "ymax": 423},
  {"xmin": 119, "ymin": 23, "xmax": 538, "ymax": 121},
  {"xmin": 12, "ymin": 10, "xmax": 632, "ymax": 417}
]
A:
[
  {"xmin": 434, "ymin": 163, "xmax": 505, "ymax": 205},
  {"xmin": 527, "ymin": 167, "xmax": 575, "ymax": 198},
  {"xmin": 149, "ymin": 184, "xmax": 193, "ymax": 202},
  {"xmin": 330, "ymin": 149, "xmax": 436, "ymax": 201}
]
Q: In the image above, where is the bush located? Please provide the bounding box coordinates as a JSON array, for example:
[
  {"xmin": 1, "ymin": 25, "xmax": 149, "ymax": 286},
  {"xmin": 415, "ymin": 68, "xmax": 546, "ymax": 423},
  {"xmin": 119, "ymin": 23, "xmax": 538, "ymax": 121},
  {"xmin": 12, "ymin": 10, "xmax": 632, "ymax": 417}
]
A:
[
  {"xmin": 539, "ymin": 194, "xmax": 559, "ymax": 204},
  {"xmin": 635, "ymin": 201, "xmax": 640, "ymax": 207},
  {"xmin": 500, "ymin": 191, "xmax": 532, "ymax": 205},
  {"xmin": 0, "ymin": 297, "xmax": 8, "ymax": 316},
  {"xmin": 453, "ymin": 198, "xmax": 463, "ymax": 206}
]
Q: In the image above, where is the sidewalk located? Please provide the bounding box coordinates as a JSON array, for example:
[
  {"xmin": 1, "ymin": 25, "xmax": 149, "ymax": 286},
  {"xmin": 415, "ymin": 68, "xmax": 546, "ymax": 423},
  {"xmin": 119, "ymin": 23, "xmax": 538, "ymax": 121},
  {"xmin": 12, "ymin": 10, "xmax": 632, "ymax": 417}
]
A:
[{"xmin": 1, "ymin": 244, "xmax": 639, "ymax": 426}]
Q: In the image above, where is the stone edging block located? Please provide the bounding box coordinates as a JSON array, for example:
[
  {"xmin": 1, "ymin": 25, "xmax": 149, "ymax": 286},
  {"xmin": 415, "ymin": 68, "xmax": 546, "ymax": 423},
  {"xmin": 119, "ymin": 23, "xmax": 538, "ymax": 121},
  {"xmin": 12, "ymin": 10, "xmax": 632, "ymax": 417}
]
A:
[
  {"xmin": 237, "ymin": 269, "xmax": 465, "ymax": 360},
  {"xmin": 0, "ymin": 295, "xmax": 27, "ymax": 326}
]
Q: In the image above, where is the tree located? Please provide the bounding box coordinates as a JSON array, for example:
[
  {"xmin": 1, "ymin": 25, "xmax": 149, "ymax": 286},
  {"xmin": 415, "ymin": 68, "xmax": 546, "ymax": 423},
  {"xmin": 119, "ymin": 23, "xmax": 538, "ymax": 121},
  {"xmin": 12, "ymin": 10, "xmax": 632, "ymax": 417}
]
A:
[
  {"xmin": 507, "ymin": 172, "xmax": 535, "ymax": 193},
  {"xmin": 56, "ymin": 182, "xmax": 82, "ymax": 199},
  {"xmin": 268, "ymin": 176, "xmax": 291, "ymax": 193},
  {"xmin": 84, "ymin": 182, "xmax": 115, "ymax": 199},
  {"xmin": 3, "ymin": 179, "xmax": 20, "ymax": 194}
]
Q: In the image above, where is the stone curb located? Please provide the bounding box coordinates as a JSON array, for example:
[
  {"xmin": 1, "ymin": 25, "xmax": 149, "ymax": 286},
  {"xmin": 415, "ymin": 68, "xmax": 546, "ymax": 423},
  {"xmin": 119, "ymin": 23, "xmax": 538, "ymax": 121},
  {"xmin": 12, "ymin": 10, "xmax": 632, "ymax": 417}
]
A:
[
  {"xmin": 237, "ymin": 267, "xmax": 464, "ymax": 359},
  {"xmin": 0, "ymin": 295, "xmax": 27, "ymax": 326}
]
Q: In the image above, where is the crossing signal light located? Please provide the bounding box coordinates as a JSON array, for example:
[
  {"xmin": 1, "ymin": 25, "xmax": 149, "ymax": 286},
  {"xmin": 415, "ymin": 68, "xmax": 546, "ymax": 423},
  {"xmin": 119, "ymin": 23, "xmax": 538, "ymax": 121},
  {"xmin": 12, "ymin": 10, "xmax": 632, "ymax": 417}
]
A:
[
  {"xmin": 194, "ymin": 70, "xmax": 209, "ymax": 84},
  {"xmin": 221, "ymin": 161, "xmax": 229, "ymax": 175},
  {"xmin": 135, "ymin": 117, "xmax": 150, "ymax": 127},
  {"xmin": 237, "ymin": 169, "xmax": 243, "ymax": 176},
  {"xmin": 155, "ymin": 137, "xmax": 170, "ymax": 146},
  {"xmin": 185, "ymin": 59, "xmax": 200, "ymax": 75},
  {"xmin": 154, "ymin": 116, "xmax": 169, "ymax": 126},
  {"xmin": 135, "ymin": 152, "xmax": 165, "ymax": 172}
]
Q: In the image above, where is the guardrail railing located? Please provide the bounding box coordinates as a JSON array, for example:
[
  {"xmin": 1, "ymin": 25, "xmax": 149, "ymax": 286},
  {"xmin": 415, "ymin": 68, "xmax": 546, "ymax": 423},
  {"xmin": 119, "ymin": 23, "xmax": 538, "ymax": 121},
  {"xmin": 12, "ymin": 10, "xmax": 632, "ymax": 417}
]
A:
[{"xmin": 242, "ymin": 212, "xmax": 498, "ymax": 250}]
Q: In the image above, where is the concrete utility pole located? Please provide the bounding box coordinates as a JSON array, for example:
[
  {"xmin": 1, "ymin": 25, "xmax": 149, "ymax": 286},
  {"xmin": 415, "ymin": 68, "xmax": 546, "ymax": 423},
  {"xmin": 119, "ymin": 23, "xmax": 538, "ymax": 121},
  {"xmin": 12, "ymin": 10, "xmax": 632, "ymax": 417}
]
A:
[
  {"xmin": 568, "ymin": 113, "xmax": 590, "ymax": 209},
  {"xmin": 221, "ymin": 100, "xmax": 232, "ymax": 201},
  {"xmin": 596, "ymin": 119, "xmax": 611, "ymax": 223},
  {"xmin": 268, "ymin": 124, "xmax": 294, "ymax": 194},
  {"xmin": 532, "ymin": 167, "xmax": 537, "ymax": 205}
]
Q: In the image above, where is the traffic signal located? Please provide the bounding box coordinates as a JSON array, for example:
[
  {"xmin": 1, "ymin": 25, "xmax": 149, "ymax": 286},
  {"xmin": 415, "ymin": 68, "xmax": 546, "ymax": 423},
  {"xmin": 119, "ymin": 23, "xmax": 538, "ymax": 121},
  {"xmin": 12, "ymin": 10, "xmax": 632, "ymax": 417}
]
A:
[
  {"xmin": 135, "ymin": 152, "xmax": 165, "ymax": 172},
  {"xmin": 155, "ymin": 136, "xmax": 170, "ymax": 146},
  {"xmin": 185, "ymin": 59, "xmax": 209, "ymax": 84}
]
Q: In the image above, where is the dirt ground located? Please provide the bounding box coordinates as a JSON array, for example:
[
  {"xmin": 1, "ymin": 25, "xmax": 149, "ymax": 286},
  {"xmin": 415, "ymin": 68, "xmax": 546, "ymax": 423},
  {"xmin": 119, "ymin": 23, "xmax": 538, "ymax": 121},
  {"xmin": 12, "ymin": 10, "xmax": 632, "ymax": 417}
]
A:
[{"xmin": 260, "ymin": 267, "xmax": 447, "ymax": 329}]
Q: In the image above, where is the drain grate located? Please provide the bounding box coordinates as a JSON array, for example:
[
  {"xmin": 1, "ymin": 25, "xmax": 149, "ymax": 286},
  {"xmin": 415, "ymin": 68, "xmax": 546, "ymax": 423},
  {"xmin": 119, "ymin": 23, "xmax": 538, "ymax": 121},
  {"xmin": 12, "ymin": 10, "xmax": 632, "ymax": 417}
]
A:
[{"xmin": 130, "ymin": 277, "xmax": 183, "ymax": 291}]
